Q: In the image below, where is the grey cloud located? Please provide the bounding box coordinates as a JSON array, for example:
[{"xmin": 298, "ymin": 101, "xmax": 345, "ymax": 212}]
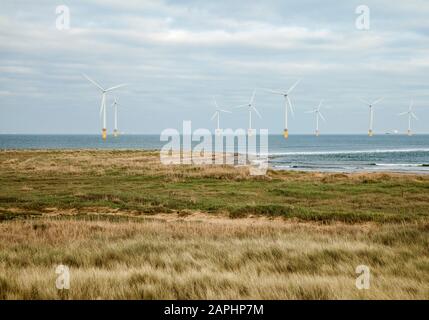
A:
[{"xmin": 0, "ymin": 0, "xmax": 428, "ymax": 134}]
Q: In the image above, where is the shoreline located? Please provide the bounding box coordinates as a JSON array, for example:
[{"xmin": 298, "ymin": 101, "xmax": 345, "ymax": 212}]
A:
[
  {"xmin": 271, "ymin": 165, "xmax": 429, "ymax": 174},
  {"xmin": 2, "ymin": 148, "xmax": 429, "ymax": 175}
]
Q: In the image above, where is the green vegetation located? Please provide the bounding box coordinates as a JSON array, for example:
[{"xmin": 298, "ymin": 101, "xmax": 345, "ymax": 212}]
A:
[{"xmin": 0, "ymin": 150, "xmax": 428, "ymax": 223}]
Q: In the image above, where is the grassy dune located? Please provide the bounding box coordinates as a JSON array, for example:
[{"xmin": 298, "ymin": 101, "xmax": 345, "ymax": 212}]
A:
[{"xmin": 0, "ymin": 150, "xmax": 428, "ymax": 299}]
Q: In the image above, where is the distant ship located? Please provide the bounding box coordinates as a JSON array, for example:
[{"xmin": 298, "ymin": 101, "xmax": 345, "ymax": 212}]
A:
[{"xmin": 385, "ymin": 130, "xmax": 399, "ymax": 135}]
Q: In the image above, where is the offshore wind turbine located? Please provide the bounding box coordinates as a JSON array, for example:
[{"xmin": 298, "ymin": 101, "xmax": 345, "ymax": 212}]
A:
[
  {"xmin": 360, "ymin": 97, "xmax": 384, "ymax": 137},
  {"xmin": 111, "ymin": 97, "xmax": 120, "ymax": 137},
  {"xmin": 305, "ymin": 100, "xmax": 326, "ymax": 136},
  {"xmin": 235, "ymin": 90, "xmax": 261, "ymax": 136},
  {"xmin": 265, "ymin": 79, "xmax": 300, "ymax": 139},
  {"xmin": 210, "ymin": 97, "xmax": 231, "ymax": 134},
  {"xmin": 398, "ymin": 100, "xmax": 418, "ymax": 136},
  {"xmin": 82, "ymin": 74, "xmax": 127, "ymax": 140}
]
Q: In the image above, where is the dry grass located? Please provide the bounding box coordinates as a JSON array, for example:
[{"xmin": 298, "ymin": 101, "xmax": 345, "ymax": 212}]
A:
[{"xmin": 0, "ymin": 215, "xmax": 428, "ymax": 299}]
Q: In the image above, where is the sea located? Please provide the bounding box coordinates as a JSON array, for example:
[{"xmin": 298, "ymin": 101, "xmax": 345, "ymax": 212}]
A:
[{"xmin": 1, "ymin": 134, "xmax": 428, "ymax": 173}]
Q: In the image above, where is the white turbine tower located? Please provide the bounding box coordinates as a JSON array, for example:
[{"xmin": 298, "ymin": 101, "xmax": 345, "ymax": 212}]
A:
[
  {"xmin": 360, "ymin": 97, "xmax": 384, "ymax": 137},
  {"xmin": 235, "ymin": 90, "xmax": 261, "ymax": 136},
  {"xmin": 111, "ymin": 97, "xmax": 120, "ymax": 137},
  {"xmin": 265, "ymin": 79, "xmax": 301, "ymax": 139},
  {"xmin": 305, "ymin": 100, "xmax": 326, "ymax": 136},
  {"xmin": 398, "ymin": 100, "xmax": 418, "ymax": 136},
  {"xmin": 211, "ymin": 97, "xmax": 231, "ymax": 135},
  {"xmin": 83, "ymin": 74, "xmax": 127, "ymax": 140}
]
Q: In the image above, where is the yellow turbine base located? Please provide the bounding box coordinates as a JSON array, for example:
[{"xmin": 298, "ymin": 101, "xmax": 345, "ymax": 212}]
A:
[
  {"xmin": 283, "ymin": 129, "xmax": 289, "ymax": 139},
  {"xmin": 102, "ymin": 128, "xmax": 107, "ymax": 140},
  {"xmin": 368, "ymin": 130, "xmax": 373, "ymax": 137}
]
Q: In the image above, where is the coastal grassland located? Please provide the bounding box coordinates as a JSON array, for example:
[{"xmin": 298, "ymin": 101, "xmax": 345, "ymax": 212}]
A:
[
  {"xmin": 0, "ymin": 150, "xmax": 429, "ymax": 222},
  {"xmin": 0, "ymin": 150, "xmax": 428, "ymax": 299}
]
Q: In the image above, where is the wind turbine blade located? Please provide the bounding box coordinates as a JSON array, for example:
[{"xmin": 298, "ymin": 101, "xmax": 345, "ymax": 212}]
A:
[
  {"xmin": 106, "ymin": 84, "xmax": 127, "ymax": 92},
  {"xmin": 219, "ymin": 109, "xmax": 232, "ymax": 113},
  {"xmin": 253, "ymin": 106, "xmax": 262, "ymax": 119},
  {"xmin": 372, "ymin": 97, "xmax": 384, "ymax": 105},
  {"xmin": 265, "ymin": 89, "xmax": 285, "ymax": 95},
  {"xmin": 318, "ymin": 99, "xmax": 323, "ymax": 110},
  {"xmin": 304, "ymin": 110, "xmax": 316, "ymax": 114},
  {"xmin": 233, "ymin": 104, "xmax": 248, "ymax": 109},
  {"xmin": 319, "ymin": 112, "xmax": 326, "ymax": 122},
  {"xmin": 397, "ymin": 112, "xmax": 408, "ymax": 116},
  {"xmin": 411, "ymin": 113, "xmax": 418, "ymax": 120},
  {"xmin": 210, "ymin": 112, "xmax": 218, "ymax": 120},
  {"xmin": 287, "ymin": 96, "xmax": 294, "ymax": 117},
  {"xmin": 82, "ymin": 73, "xmax": 104, "ymax": 91},
  {"xmin": 359, "ymin": 98, "xmax": 371, "ymax": 105},
  {"xmin": 287, "ymin": 79, "xmax": 301, "ymax": 94},
  {"xmin": 250, "ymin": 90, "xmax": 256, "ymax": 104}
]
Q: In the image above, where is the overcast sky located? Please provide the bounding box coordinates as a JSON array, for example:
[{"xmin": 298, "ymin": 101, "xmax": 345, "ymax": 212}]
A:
[{"xmin": 0, "ymin": 0, "xmax": 428, "ymax": 134}]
